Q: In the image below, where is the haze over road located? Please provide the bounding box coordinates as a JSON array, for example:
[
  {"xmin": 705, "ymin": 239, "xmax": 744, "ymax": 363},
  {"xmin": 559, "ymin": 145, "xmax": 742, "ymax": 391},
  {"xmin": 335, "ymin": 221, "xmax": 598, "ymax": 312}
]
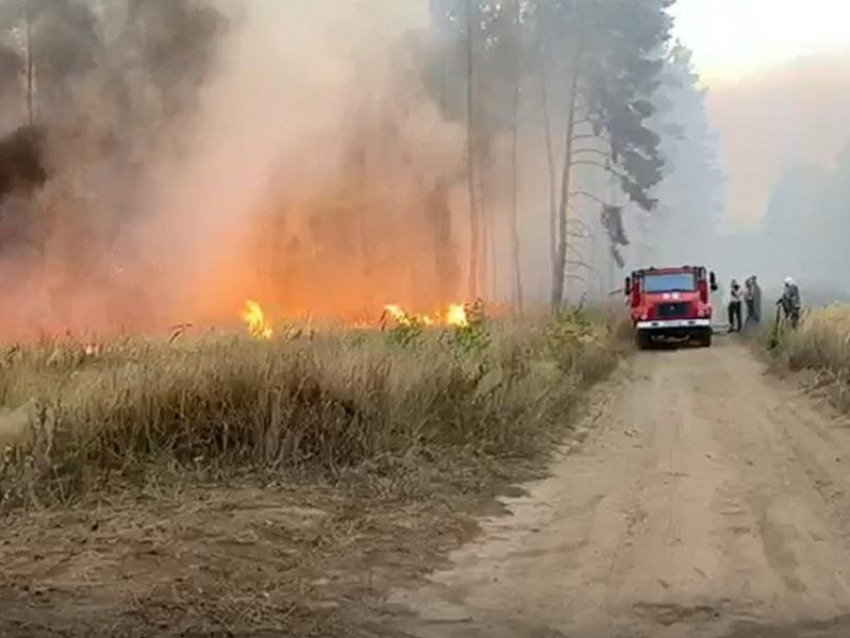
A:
[{"xmin": 392, "ymin": 341, "xmax": 850, "ymax": 638}]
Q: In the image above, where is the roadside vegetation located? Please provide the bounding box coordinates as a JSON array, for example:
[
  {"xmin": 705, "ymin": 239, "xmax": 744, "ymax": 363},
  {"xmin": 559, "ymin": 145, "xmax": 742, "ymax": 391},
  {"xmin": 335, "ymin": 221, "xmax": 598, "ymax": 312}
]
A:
[
  {"xmin": 0, "ymin": 310, "xmax": 623, "ymax": 635},
  {"xmin": 0, "ymin": 309, "xmax": 620, "ymax": 510},
  {"xmin": 767, "ymin": 305, "xmax": 850, "ymax": 411}
]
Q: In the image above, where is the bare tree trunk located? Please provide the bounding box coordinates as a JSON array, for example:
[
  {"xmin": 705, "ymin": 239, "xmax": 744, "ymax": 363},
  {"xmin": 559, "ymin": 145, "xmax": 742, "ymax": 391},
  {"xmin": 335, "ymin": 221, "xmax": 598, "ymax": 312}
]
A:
[
  {"xmin": 483, "ymin": 189, "xmax": 493, "ymax": 300},
  {"xmin": 465, "ymin": 0, "xmax": 480, "ymax": 299},
  {"xmin": 551, "ymin": 67, "xmax": 580, "ymax": 309},
  {"xmin": 355, "ymin": 2, "xmax": 373, "ymax": 315},
  {"xmin": 539, "ymin": 49, "xmax": 557, "ymax": 300},
  {"xmin": 607, "ymin": 171, "xmax": 618, "ymax": 295},
  {"xmin": 477, "ymin": 150, "xmax": 491, "ymax": 300},
  {"xmin": 25, "ymin": 0, "xmax": 34, "ymax": 126},
  {"xmin": 431, "ymin": 179, "xmax": 455, "ymax": 302},
  {"xmin": 510, "ymin": 58, "xmax": 524, "ymax": 311},
  {"xmin": 433, "ymin": 35, "xmax": 457, "ymax": 304},
  {"xmin": 355, "ymin": 137, "xmax": 374, "ymax": 313}
]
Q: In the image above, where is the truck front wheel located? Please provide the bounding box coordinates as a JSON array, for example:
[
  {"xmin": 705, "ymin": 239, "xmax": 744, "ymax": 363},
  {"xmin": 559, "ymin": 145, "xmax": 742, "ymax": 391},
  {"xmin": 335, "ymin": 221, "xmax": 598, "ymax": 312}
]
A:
[
  {"xmin": 696, "ymin": 329, "xmax": 712, "ymax": 348},
  {"xmin": 636, "ymin": 331, "xmax": 652, "ymax": 350}
]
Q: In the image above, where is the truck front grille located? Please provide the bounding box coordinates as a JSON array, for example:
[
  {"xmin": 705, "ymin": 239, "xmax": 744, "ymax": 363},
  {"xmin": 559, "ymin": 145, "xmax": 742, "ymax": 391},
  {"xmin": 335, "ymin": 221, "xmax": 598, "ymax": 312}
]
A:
[{"xmin": 657, "ymin": 302, "xmax": 690, "ymax": 319}]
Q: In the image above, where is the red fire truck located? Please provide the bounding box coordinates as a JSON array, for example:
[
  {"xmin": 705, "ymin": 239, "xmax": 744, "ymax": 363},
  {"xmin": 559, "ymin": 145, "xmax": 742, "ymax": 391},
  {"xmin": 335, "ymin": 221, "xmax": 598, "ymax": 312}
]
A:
[{"xmin": 625, "ymin": 266, "xmax": 718, "ymax": 349}]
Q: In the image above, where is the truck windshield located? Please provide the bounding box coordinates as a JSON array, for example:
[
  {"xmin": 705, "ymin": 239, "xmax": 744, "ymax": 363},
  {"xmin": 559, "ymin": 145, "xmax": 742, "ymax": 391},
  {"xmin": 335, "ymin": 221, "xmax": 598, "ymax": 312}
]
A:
[{"xmin": 643, "ymin": 273, "xmax": 696, "ymax": 293}]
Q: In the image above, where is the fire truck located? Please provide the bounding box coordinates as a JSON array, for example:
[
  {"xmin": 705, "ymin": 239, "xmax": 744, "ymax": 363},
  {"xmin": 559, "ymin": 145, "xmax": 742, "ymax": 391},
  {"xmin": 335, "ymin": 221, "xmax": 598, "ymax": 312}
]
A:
[{"xmin": 625, "ymin": 266, "xmax": 718, "ymax": 349}]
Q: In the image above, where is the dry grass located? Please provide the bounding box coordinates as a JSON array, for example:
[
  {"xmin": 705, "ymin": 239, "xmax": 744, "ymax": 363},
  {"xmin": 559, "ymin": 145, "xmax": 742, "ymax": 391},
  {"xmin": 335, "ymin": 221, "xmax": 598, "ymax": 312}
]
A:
[
  {"xmin": 0, "ymin": 310, "xmax": 621, "ymax": 510},
  {"xmin": 770, "ymin": 305, "xmax": 850, "ymax": 409},
  {"xmin": 774, "ymin": 305, "xmax": 850, "ymax": 369}
]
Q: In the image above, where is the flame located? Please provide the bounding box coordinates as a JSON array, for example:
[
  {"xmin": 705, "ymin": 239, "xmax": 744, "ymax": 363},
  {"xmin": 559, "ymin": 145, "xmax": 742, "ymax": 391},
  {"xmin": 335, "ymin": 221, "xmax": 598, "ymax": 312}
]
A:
[
  {"xmin": 383, "ymin": 302, "xmax": 469, "ymax": 328},
  {"xmin": 384, "ymin": 304, "xmax": 434, "ymax": 327},
  {"xmin": 446, "ymin": 303, "xmax": 468, "ymax": 328},
  {"xmin": 384, "ymin": 304, "xmax": 412, "ymax": 326},
  {"xmin": 243, "ymin": 300, "xmax": 273, "ymax": 339}
]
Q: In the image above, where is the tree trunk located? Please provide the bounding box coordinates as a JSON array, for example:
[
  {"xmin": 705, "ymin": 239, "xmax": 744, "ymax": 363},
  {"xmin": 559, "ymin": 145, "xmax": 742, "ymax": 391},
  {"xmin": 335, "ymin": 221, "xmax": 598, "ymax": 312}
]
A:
[
  {"xmin": 539, "ymin": 48, "xmax": 559, "ymax": 302},
  {"xmin": 482, "ymin": 189, "xmax": 493, "ymax": 300},
  {"xmin": 465, "ymin": 0, "xmax": 480, "ymax": 299},
  {"xmin": 477, "ymin": 148, "xmax": 491, "ymax": 300},
  {"xmin": 608, "ymin": 172, "xmax": 620, "ymax": 295},
  {"xmin": 355, "ymin": 136, "xmax": 374, "ymax": 313},
  {"xmin": 428, "ymin": 30, "xmax": 460, "ymax": 304},
  {"xmin": 25, "ymin": 0, "xmax": 34, "ymax": 126},
  {"xmin": 510, "ymin": 59, "xmax": 523, "ymax": 311},
  {"xmin": 551, "ymin": 68, "xmax": 580, "ymax": 309},
  {"xmin": 431, "ymin": 178, "xmax": 456, "ymax": 302},
  {"xmin": 355, "ymin": 1, "xmax": 373, "ymax": 315},
  {"xmin": 433, "ymin": 32, "xmax": 457, "ymax": 304}
]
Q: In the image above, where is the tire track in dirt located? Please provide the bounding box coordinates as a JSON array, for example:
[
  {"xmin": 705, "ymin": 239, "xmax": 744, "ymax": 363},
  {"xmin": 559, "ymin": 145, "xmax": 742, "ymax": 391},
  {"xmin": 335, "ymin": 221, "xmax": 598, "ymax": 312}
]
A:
[{"xmin": 389, "ymin": 341, "xmax": 850, "ymax": 638}]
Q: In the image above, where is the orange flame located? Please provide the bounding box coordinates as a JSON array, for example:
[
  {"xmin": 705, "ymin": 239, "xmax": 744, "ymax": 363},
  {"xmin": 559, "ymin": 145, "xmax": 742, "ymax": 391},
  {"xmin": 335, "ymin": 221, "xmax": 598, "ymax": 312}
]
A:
[
  {"xmin": 384, "ymin": 304, "xmax": 434, "ymax": 328},
  {"xmin": 446, "ymin": 303, "xmax": 468, "ymax": 328},
  {"xmin": 383, "ymin": 304, "xmax": 411, "ymax": 326},
  {"xmin": 243, "ymin": 300, "xmax": 273, "ymax": 339},
  {"xmin": 383, "ymin": 302, "xmax": 468, "ymax": 328}
]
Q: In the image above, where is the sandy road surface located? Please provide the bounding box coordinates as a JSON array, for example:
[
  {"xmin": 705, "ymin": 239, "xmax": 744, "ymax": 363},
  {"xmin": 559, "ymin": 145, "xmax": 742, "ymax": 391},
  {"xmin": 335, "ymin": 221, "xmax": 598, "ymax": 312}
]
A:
[{"xmin": 391, "ymin": 340, "xmax": 850, "ymax": 638}]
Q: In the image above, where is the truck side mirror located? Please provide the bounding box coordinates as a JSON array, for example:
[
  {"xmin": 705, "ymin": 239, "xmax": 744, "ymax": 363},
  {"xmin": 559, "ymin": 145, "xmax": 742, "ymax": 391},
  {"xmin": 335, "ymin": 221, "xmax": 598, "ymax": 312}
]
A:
[
  {"xmin": 710, "ymin": 272, "xmax": 718, "ymax": 292},
  {"xmin": 624, "ymin": 277, "xmax": 632, "ymax": 296}
]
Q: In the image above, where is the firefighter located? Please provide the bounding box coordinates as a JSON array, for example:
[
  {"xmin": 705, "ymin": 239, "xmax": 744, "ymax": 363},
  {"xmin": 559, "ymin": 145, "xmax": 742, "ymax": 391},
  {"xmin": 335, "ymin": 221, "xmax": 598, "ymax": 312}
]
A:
[
  {"xmin": 776, "ymin": 277, "xmax": 802, "ymax": 329},
  {"xmin": 744, "ymin": 276, "xmax": 762, "ymax": 327},
  {"xmin": 728, "ymin": 279, "xmax": 743, "ymax": 333},
  {"xmin": 751, "ymin": 276, "xmax": 762, "ymax": 323},
  {"xmin": 744, "ymin": 278, "xmax": 755, "ymax": 327}
]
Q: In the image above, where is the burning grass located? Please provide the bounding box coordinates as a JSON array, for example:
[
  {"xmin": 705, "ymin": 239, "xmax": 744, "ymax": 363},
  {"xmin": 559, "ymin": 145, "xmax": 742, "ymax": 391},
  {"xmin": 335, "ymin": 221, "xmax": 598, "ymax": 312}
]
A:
[
  {"xmin": 0, "ymin": 310, "xmax": 622, "ymax": 636},
  {"xmin": 0, "ymin": 310, "xmax": 620, "ymax": 510}
]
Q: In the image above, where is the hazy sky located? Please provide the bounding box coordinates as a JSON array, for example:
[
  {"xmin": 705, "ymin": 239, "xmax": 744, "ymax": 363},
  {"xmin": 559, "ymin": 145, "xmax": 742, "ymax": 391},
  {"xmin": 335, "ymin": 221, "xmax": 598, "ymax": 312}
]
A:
[
  {"xmin": 672, "ymin": 0, "xmax": 850, "ymax": 81},
  {"xmin": 671, "ymin": 0, "xmax": 850, "ymax": 231}
]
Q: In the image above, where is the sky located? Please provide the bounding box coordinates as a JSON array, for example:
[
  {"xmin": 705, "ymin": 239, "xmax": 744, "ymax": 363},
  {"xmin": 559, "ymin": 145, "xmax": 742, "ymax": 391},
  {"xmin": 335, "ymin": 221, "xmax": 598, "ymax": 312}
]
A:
[
  {"xmin": 671, "ymin": 0, "xmax": 850, "ymax": 82},
  {"xmin": 670, "ymin": 0, "xmax": 850, "ymax": 231}
]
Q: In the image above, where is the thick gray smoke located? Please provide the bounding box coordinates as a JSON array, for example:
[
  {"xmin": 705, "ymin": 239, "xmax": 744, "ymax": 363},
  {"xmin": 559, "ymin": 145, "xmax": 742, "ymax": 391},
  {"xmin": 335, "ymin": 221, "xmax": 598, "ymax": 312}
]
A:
[
  {"xmin": 0, "ymin": 0, "xmax": 229, "ymax": 337},
  {"xmin": 0, "ymin": 0, "xmax": 473, "ymax": 337}
]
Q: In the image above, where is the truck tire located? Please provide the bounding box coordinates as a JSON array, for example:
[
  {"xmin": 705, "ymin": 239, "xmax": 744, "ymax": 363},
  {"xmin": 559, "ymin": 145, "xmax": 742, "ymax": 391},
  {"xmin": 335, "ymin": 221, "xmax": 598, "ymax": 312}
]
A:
[
  {"xmin": 636, "ymin": 331, "xmax": 652, "ymax": 350},
  {"xmin": 697, "ymin": 330, "xmax": 712, "ymax": 348}
]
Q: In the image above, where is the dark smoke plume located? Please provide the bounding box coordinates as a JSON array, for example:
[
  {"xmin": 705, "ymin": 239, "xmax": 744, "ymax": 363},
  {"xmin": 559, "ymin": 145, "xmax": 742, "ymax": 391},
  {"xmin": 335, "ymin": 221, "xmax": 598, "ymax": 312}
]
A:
[{"xmin": 0, "ymin": 126, "xmax": 47, "ymax": 202}]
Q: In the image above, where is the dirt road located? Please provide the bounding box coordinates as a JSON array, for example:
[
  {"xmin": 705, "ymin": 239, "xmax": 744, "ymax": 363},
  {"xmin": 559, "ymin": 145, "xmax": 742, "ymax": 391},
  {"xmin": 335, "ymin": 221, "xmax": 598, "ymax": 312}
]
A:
[{"xmin": 391, "ymin": 341, "xmax": 850, "ymax": 638}]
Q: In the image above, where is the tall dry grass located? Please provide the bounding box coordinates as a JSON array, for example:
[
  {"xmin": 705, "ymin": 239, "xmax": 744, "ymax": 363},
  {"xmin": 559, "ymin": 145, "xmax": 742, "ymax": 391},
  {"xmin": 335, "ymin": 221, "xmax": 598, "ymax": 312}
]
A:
[
  {"xmin": 771, "ymin": 305, "xmax": 850, "ymax": 408},
  {"xmin": 0, "ymin": 311, "xmax": 620, "ymax": 509},
  {"xmin": 775, "ymin": 305, "xmax": 850, "ymax": 370}
]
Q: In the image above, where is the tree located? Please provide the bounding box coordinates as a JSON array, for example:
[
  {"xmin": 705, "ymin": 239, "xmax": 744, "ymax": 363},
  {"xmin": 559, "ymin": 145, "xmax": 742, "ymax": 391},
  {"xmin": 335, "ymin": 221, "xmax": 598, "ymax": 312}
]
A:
[
  {"xmin": 757, "ymin": 143, "xmax": 850, "ymax": 291},
  {"xmin": 0, "ymin": 0, "xmax": 103, "ymax": 126},
  {"xmin": 648, "ymin": 44, "xmax": 725, "ymax": 266},
  {"xmin": 533, "ymin": 0, "xmax": 672, "ymax": 308},
  {"xmin": 508, "ymin": 0, "xmax": 524, "ymax": 310},
  {"xmin": 464, "ymin": 0, "xmax": 480, "ymax": 298},
  {"xmin": 428, "ymin": 0, "xmax": 530, "ymax": 302}
]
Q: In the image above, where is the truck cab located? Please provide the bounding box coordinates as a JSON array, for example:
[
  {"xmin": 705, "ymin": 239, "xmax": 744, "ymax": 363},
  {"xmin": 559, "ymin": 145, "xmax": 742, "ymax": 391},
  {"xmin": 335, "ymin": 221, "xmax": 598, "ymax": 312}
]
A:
[{"xmin": 625, "ymin": 266, "xmax": 718, "ymax": 349}]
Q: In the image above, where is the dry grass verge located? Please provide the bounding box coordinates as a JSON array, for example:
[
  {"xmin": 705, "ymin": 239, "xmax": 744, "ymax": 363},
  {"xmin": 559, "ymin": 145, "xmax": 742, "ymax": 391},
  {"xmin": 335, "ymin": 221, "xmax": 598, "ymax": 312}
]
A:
[
  {"xmin": 0, "ymin": 310, "xmax": 622, "ymax": 636},
  {"xmin": 767, "ymin": 305, "xmax": 850, "ymax": 411},
  {"xmin": 1, "ymin": 310, "xmax": 618, "ymax": 508}
]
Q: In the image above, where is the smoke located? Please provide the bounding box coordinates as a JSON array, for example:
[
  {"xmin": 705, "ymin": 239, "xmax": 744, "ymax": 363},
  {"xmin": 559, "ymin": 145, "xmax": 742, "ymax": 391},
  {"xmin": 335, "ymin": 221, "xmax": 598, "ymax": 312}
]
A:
[
  {"xmin": 0, "ymin": 0, "xmax": 468, "ymax": 338},
  {"xmin": 0, "ymin": 126, "xmax": 46, "ymax": 199},
  {"xmin": 707, "ymin": 50, "xmax": 850, "ymax": 230},
  {"xmin": 642, "ymin": 48, "xmax": 850, "ymax": 302},
  {"xmin": 138, "ymin": 0, "xmax": 466, "ymax": 325}
]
